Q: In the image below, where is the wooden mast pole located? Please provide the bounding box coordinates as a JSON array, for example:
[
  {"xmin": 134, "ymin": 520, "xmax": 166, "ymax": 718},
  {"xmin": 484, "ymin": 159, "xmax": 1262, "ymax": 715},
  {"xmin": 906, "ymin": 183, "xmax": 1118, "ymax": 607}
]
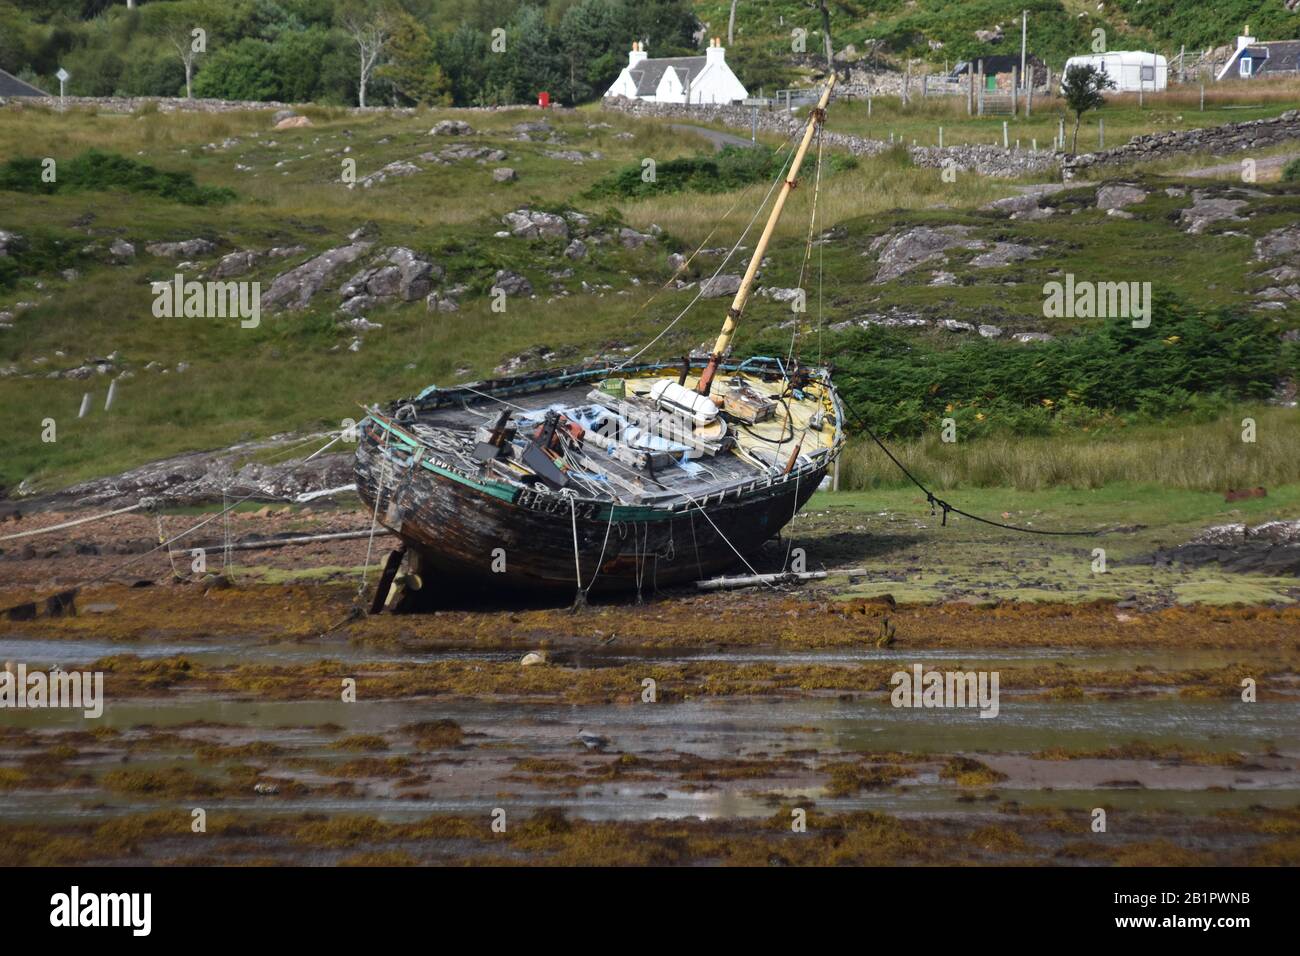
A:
[{"xmin": 696, "ymin": 73, "xmax": 836, "ymax": 396}]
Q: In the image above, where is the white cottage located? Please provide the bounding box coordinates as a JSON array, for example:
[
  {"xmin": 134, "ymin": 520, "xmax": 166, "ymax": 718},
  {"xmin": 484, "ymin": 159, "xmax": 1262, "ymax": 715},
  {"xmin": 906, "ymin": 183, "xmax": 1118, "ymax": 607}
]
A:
[{"xmin": 604, "ymin": 38, "xmax": 748, "ymax": 105}]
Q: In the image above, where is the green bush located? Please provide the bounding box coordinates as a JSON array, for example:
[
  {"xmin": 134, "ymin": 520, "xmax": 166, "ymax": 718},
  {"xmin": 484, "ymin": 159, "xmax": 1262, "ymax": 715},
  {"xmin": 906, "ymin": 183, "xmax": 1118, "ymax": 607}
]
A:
[
  {"xmin": 1282, "ymin": 158, "xmax": 1300, "ymax": 183},
  {"xmin": 753, "ymin": 295, "xmax": 1286, "ymax": 439},
  {"xmin": 0, "ymin": 149, "xmax": 235, "ymax": 206}
]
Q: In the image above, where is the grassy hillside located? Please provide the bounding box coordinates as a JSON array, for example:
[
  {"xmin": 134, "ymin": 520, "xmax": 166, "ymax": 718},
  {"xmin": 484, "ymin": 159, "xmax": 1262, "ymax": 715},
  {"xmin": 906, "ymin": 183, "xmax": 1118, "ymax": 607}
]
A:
[{"xmin": 0, "ymin": 97, "xmax": 1297, "ymax": 496}]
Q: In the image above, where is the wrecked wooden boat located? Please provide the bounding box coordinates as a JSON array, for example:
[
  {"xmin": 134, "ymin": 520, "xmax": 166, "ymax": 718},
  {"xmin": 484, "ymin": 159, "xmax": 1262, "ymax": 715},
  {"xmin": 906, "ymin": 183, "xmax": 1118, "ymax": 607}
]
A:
[{"xmin": 355, "ymin": 78, "xmax": 844, "ymax": 600}]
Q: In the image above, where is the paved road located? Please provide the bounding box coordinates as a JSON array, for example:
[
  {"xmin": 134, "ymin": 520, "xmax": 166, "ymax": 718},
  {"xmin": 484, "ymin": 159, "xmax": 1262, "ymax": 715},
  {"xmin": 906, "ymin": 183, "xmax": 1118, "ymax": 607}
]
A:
[
  {"xmin": 1183, "ymin": 150, "xmax": 1300, "ymax": 180},
  {"xmin": 670, "ymin": 123, "xmax": 757, "ymax": 151}
]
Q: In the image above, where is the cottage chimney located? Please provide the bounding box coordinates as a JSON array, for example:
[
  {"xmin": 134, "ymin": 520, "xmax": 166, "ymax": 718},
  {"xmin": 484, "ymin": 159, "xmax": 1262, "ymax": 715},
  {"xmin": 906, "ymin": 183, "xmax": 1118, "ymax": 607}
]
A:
[
  {"xmin": 1237, "ymin": 25, "xmax": 1255, "ymax": 51},
  {"xmin": 706, "ymin": 37, "xmax": 726, "ymax": 64},
  {"xmin": 629, "ymin": 41, "xmax": 647, "ymax": 68}
]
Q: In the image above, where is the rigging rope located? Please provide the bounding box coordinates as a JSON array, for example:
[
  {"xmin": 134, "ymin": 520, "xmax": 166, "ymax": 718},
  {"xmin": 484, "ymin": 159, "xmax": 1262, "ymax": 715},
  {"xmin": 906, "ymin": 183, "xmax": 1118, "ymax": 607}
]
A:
[
  {"xmin": 615, "ymin": 130, "xmax": 804, "ymax": 371},
  {"xmin": 789, "ymin": 122, "xmax": 825, "ymax": 369}
]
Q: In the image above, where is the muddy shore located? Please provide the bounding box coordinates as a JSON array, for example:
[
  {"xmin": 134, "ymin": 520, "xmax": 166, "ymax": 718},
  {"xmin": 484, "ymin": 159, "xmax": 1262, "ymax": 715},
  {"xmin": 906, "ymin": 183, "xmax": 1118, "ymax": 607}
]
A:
[{"xmin": 1, "ymin": 499, "xmax": 1297, "ymax": 866}]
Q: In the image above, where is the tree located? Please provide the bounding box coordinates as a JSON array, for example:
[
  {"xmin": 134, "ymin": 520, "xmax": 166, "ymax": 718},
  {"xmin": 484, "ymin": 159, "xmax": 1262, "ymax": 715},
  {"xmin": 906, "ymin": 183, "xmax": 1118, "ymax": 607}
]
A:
[
  {"xmin": 812, "ymin": 0, "xmax": 833, "ymax": 69},
  {"xmin": 728, "ymin": 0, "xmax": 738, "ymax": 45},
  {"xmin": 1061, "ymin": 63, "xmax": 1115, "ymax": 153},
  {"xmin": 376, "ymin": 9, "xmax": 450, "ymax": 105},
  {"xmin": 338, "ymin": 3, "xmax": 391, "ymax": 108},
  {"xmin": 150, "ymin": 16, "xmax": 205, "ymax": 99}
]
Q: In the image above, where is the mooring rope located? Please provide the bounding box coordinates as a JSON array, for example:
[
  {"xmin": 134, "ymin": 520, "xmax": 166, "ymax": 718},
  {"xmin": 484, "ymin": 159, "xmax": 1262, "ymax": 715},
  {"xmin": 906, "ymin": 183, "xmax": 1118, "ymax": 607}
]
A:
[
  {"xmin": 0, "ymin": 499, "xmax": 154, "ymax": 542},
  {"xmin": 4, "ymin": 431, "xmax": 349, "ymax": 610},
  {"xmin": 838, "ymin": 396, "xmax": 1103, "ymax": 537}
]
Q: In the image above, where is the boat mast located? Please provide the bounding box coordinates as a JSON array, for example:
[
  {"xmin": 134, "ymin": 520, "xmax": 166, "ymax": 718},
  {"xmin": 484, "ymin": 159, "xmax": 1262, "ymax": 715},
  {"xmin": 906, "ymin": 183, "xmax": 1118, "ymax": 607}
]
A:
[{"xmin": 696, "ymin": 73, "xmax": 837, "ymax": 396}]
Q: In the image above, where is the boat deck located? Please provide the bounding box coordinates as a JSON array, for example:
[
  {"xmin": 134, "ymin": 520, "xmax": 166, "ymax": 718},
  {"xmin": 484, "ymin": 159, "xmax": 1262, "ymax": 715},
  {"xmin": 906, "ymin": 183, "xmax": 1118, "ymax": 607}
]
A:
[{"xmin": 375, "ymin": 366, "xmax": 843, "ymax": 508}]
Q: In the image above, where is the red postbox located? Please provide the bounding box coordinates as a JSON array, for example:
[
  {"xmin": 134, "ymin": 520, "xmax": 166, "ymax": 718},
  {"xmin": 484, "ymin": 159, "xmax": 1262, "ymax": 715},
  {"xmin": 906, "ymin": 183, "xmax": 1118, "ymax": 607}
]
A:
[{"xmin": 538, "ymin": 91, "xmax": 551, "ymax": 108}]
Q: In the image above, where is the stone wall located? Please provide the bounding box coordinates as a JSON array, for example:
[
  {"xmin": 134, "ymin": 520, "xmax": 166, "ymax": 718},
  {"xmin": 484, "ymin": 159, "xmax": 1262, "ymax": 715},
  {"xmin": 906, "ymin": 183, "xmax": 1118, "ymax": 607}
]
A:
[
  {"xmin": 1061, "ymin": 109, "xmax": 1300, "ymax": 180},
  {"xmin": 0, "ymin": 95, "xmax": 406, "ymax": 115},
  {"xmin": 600, "ymin": 95, "xmax": 1060, "ymax": 177}
]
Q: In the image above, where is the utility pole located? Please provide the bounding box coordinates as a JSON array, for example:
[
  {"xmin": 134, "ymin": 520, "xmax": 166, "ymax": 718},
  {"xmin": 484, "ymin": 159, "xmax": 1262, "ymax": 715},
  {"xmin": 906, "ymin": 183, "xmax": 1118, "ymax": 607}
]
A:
[{"xmin": 1020, "ymin": 10, "xmax": 1028, "ymax": 94}]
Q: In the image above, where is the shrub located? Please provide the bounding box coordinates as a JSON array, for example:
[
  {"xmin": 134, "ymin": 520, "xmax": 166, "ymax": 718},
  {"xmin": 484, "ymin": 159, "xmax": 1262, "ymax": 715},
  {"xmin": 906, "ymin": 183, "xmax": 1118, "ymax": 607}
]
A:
[{"xmin": 0, "ymin": 149, "xmax": 235, "ymax": 205}]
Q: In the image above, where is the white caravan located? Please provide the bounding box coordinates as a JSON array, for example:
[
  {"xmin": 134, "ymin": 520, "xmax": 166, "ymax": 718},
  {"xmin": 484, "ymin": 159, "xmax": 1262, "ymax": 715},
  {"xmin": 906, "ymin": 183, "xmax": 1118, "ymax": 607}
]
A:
[{"xmin": 1062, "ymin": 51, "xmax": 1168, "ymax": 92}]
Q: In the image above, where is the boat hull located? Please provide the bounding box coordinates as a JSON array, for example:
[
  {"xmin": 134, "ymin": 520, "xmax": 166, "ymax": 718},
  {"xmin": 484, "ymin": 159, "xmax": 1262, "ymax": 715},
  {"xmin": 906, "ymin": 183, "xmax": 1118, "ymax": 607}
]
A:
[{"xmin": 354, "ymin": 432, "xmax": 825, "ymax": 594}]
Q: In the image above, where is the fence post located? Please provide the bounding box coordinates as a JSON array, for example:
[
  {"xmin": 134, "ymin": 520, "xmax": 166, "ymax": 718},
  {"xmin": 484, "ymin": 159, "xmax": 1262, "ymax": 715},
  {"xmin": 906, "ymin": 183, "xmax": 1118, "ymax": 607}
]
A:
[
  {"xmin": 1099, "ymin": 116, "xmax": 1104, "ymax": 149},
  {"xmin": 939, "ymin": 125, "xmax": 943, "ymax": 148},
  {"xmin": 1003, "ymin": 120, "xmax": 1008, "ymax": 148}
]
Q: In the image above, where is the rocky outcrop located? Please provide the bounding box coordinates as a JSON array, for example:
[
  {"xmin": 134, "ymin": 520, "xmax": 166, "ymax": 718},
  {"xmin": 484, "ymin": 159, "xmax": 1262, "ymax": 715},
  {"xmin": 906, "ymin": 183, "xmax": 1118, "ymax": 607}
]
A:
[
  {"xmin": 356, "ymin": 160, "xmax": 421, "ymax": 188},
  {"xmin": 431, "ymin": 119, "xmax": 474, "ymax": 136},
  {"xmin": 338, "ymin": 246, "xmax": 441, "ymax": 313},
  {"xmin": 47, "ymin": 435, "xmax": 354, "ymax": 509},
  {"xmin": 261, "ymin": 241, "xmax": 373, "ymax": 311},
  {"xmin": 700, "ymin": 274, "xmax": 743, "ymax": 298},
  {"xmin": 869, "ymin": 225, "xmax": 982, "ymax": 282},
  {"xmin": 1255, "ymin": 225, "xmax": 1300, "ymax": 261},
  {"xmin": 1061, "ymin": 110, "xmax": 1300, "ymax": 180},
  {"xmin": 146, "ymin": 238, "xmax": 218, "ymax": 258},
  {"xmin": 433, "ymin": 144, "xmax": 507, "ymax": 163},
  {"xmin": 109, "ymin": 239, "xmax": 136, "ymax": 261},
  {"xmin": 970, "ymin": 242, "xmax": 1039, "ymax": 268},
  {"xmin": 492, "ymin": 270, "xmax": 533, "ymax": 297},
  {"xmin": 1095, "ymin": 183, "xmax": 1147, "ymax": 211},
  {"xmin": 501, "ymin": 208, "xmax": 569, "ymax": 241},
  {"xmin": 1179, "ymin": 192, "xmax": 1248, "ymax": 234},
  {"xmin": 211, "ymin": 250, "xmax": 260, "ymax": 278},
  {"xmin": 0, "ymin": 230, "xmax": 24, "ymax": 256}
]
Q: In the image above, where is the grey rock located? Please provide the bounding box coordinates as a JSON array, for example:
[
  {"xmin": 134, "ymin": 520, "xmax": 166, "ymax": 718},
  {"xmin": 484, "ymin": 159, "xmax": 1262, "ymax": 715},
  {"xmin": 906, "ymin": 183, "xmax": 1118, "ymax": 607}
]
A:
[
  {"xmin": 146, "ymin": 238, "xmax": 218, "ymax": 258},
  {"xmin": 1255, "ymin": 225, "xmax": 1300, "ymax": 262},
  {"xmin": 1095, "ymin": 183, "xmax": 1147, "ymax": 211},
  {"xmin": 426, "ymin": 290, "xmax": 460, "ymax": 313},
  {"xmin": 430, "ymin": 119, "xmax": 474, "ymax": 136},
  {"xmin": 983, "ymin": 193, "xmax": 1040, "ymax": 215},
  {"xmin": 358, "ymin": 160, "xmax": 421, "ymax": 188},
  {"xmin": 0, "ymin": 230, "xmax": 24, "ymax": 256},
  {"xmin": 1179, "ymin": 194, "xmax": 1248, "ymax": 234},
  {"xmin": 109, "ymin": 239, "xmax": 136, "ymax": 261},
  {"xmin": 211, "ymin": 250, "xmax": 260, "ymax": 278},
  {"xmin": 700, "ymin": 274, "xmax": 743, "ymax": 298},
  {"xmin": 492, "ymin": 167, "xmax": 518, "ymax": 182},
  {"xmin": 502, "ymin": 208, "xmax": 569, "ymax": 241},
  {"xmin": 970, "ymin": 242, "xmax": 1039, "ymax": 269},
  {"xmin": 618, "ymin": 227, "xmax": 653, "ymax": 249},
  {"xmin": 564, "ymin": 239, "xmax": 588, "ymax": 261},
  {"xmin": 492, "ymin": 270, "xmax": 533, "ymax": 297},
  {"xmin": 870, "ymin": 225, "xmax": 981, "ymax": 282},
  {"xmin": 262, "ymin": 241, "xmax": 374, "ymax": 311},
  {"xmin": 439, "ymin": 144, "xmax": 507, "ymax": 163}
]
